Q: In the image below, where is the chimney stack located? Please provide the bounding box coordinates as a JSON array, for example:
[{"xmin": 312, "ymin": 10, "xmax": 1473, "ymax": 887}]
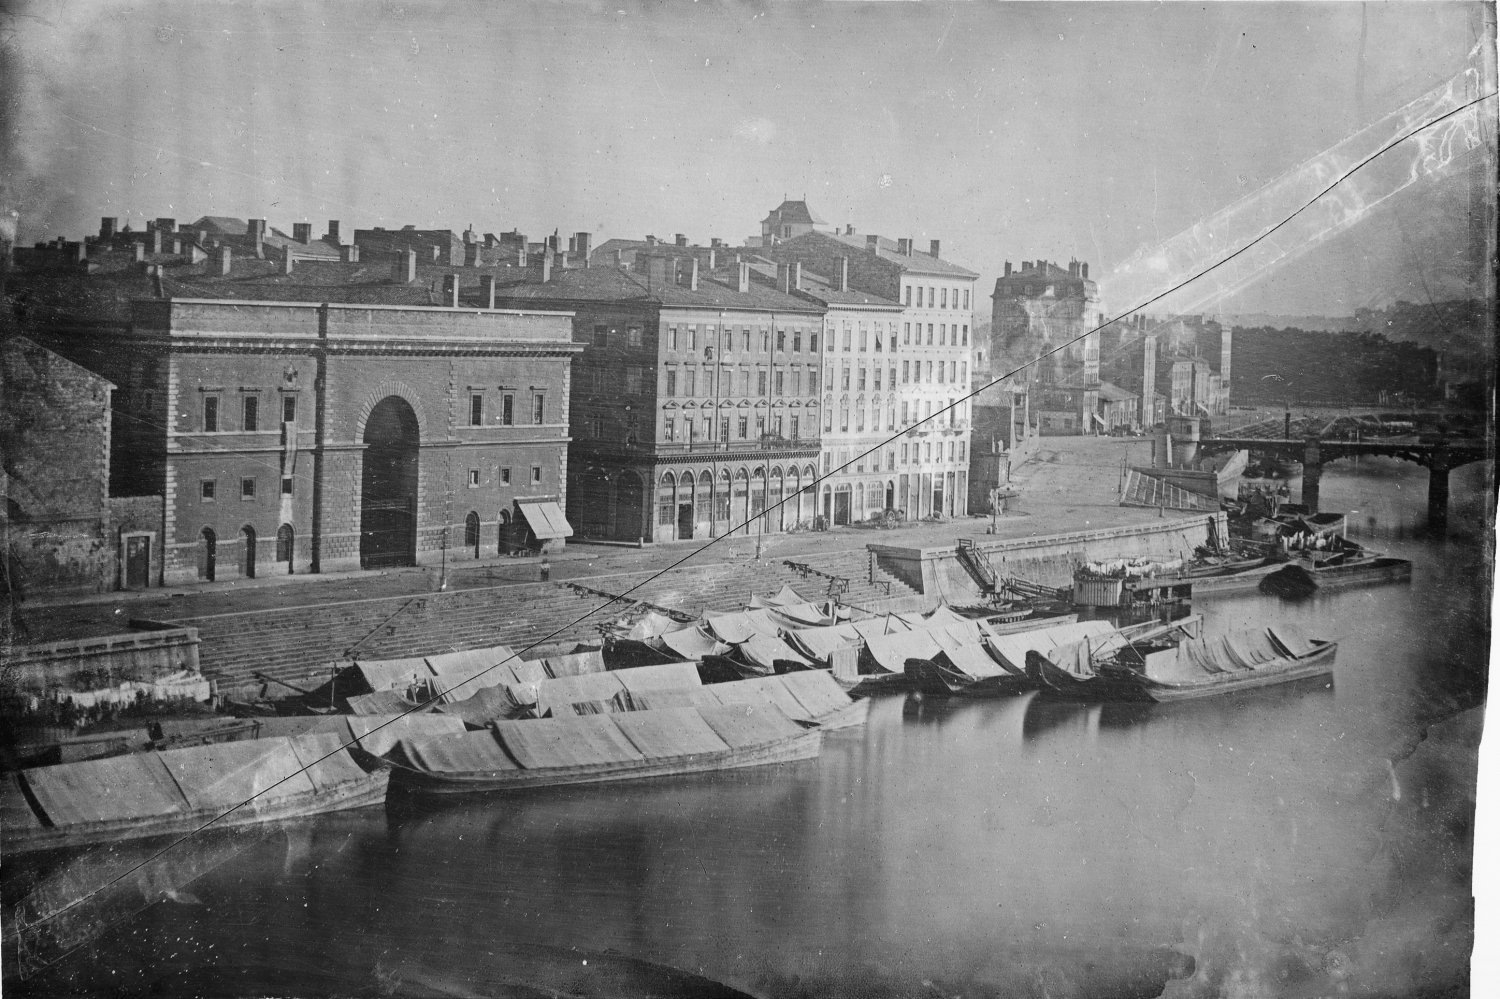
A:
[
  {"xmin": 340, "ymin": 243, "xmax": 359, "ymax": 263},
  {"xmin": 613, "ymin": 248, "xmax": 624, "ymax": 269},
  {"xmin": 737, "ymin": 262, "xmax": 751, "ymax": 294},
  {"xmin": 674, "ymin": 233, "xmax": 687, "ymax": 247},
  {"xmin": 837, "ymin": 256, "xmax": 849, "ymax": 292},
  {"xmin": 133, "ymin": 241, "xmax": 146, "ymax": 262},
  {"xmin": 541, "ymin": 252, "xmax": 553, "ymax": 283},
  {"xmin": 846, "ymin": 225, "xmax": 856, "ymax": 236},
  {"xmin": 246, "ymin": 219, "xmax": 265, "ymax": 258},
  {"xmin": 574, "ymin": 232, "xmax": 592, "ymax": 262},
  {"xmin": 216, "ymin": 245, "xmax": 232, "ymax": 276},
  {"xmin": 865, "ymin": 234, "xmax": 880, "ymax": 254},
  {"xmin": 929, "ymin": 239, "xmax": 941, "ymax": 258},
  {"xmin": 1022, "ymin": 260, "xmax": 1032, "ymax": 271},
  {"xmin": 150, "ymin": 229, "xmax": 163, "ymax": 254},
  {"xmin": 99, "ymin": 217, "xmax": 117, "ymax": 241},
  {"xmin": 443, "ymin": 273, "xmax": 460, "ymax": 307},
  {"xmin": 480, "ymin": 274, "xmax": 496, "ymax": 309},
  {"xmin": 706, "ymin": 248, "xmax": 717, "ymax": 271},
  {"xmin": 396, "ymin": 248, "xmax": 417, "ymax": 283},
  {"xmin": 791, "ymin": 261, "xmax": 802, "ymax": 292},
  {"xmin": 293, "ymin": 222, "xmax": 312, "ymax": 244},
  {"xmin": 1004, "ymin": 261, "xmax": 1012, "ymax": 277},
  {"xmin": 896, "ymin": 237, "xmax": 910, "ymax": 256},
  {"xmin": 1081, "ymin": 262, "xmax": 1089, "ymax": 279},
  {"xmin": 280, "ymin": 246, "xmax": 295, "ymax": 275},
  {"xmin": 326, "ymin": 220, "xmax": 341, "ymax": 242},
  {"xmin": 689, "ymin": 257, "xmax": 700, "ymax": 291},
  {"xmin": 68, "ymin": 241, "xmax": 86, "ymax": 263},
  {"xmin": 155, "ymin": 218, "xmax": 176, "ymax": 237},
  {"xmin": 777, "ymin": 263, "xmax": 791, "ymax": 293}
]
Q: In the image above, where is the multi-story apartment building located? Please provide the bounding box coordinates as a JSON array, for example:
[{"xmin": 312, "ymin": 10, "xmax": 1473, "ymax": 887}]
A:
[
  {"xmin": 764, "ymin": 223, "xmax": 978, "ymax": 519},
  {"xmin": 492, "ymin": 252, "xmax": 826, "ymax": 544}
]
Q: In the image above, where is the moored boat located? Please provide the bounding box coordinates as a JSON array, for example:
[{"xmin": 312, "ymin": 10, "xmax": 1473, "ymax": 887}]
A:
[{"xmin": 385, "ymin": 705, "xmax": 822, "ymax": 798}]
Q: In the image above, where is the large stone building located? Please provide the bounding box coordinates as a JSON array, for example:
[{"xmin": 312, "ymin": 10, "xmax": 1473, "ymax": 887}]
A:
[
  {"xmin": 760, "ymin": 225, "xmax": 979, "ymax": 519},
  {"xmin": 10, "ymin": 217, "xmax": 581, "ymax": 588},
  {"xmin": 989, "ymin": 258, "xmax": 1107, "ymax": 433},
  {"xmin": 492, "ymin": 251, "xmax": 826, "ymax": 544}
]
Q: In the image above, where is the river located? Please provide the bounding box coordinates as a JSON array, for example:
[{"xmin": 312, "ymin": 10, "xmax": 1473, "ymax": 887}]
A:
[{"xmin": 6, "ymin": 459, "xmax": 1490, "ymax": 998}]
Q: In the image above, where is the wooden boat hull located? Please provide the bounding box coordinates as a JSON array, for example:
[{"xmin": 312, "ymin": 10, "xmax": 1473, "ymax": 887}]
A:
[
  {"xmin": 1121, "ymin": 643, "xmax": 1338, "ymax": 702},
  {"xmin": 386, "ymin": 730, "xmax": 823, "ymax": 798},
  {"xmin": 814, "ymin": 698, "xmax": 872, "ymax": 730},
  {"xmin": 1026, "ymin": 651, "xmax": 1142, "ymax": 701},
  {"xmin": 904, "ymin": 658, "xmax": 1033, "ymax": 698},
  {"xmin": 834, "ymin": 670, "xmax": 911, "ymax": 698},
  {"xmin": 4, "ymin": 770, "xmax": 390, "ymax": 855}
]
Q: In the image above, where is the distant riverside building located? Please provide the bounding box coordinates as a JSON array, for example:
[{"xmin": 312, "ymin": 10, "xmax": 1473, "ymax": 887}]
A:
[
  {"xmin": 761, "ymin": 222, "xmax": 978, "ymax": 519},
  {"xmin": 1100, "ymin": 313, "xmax": 1231, "ymax": 423},
  {"xmin": 492, "ymin": 250, "xmax": 826, "ymax": 544},
  {"xmin": 759, "ymin": 199, "xmax": 832, "ymax": 247},
  {"xmin": 9, "ymin": 217, "xmax": 581, "ymax": 588}
]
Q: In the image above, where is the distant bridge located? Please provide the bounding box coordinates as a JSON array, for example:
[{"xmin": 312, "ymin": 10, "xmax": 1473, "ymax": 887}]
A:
[{"xmin": 1197, "ymin": 434, "xmax": 1490, "ymax": 532}]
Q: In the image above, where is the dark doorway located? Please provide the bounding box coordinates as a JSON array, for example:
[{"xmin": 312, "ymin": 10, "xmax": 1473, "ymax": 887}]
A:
[
  {"xmin": 360, "ymin": 396, "xmax": 420, "ymax": 568},
  {"xmin": 615, "ymin": 472, "xmax": 644, "ymax": 542},
  {"xmin": 833, "ymin": 489, "xmax": 851, "ymax": 526},
  {"xmin": 885, "ymin": 481, "xmax": 895, "ymax": 511},
  {"xmin": 200, "ymin": 528, "xmax": 216, "ymax": 581},
  {"xmin": 124, "ymin": 535, "xmax": 150, "ymax": 589},
  {"xmin": 465, "ymin": 511, "xmax": 481, "ymax": 557},
  {"xmin": 241, "ymin": 526, "xmax": 257, "ymax": 579},
  {"xmin": 276, "ymin": 524, "xmax": 294, "ymax": 574},
  {"xmin": 677, "ymin": 503, "xmax": 694, "ymax": 540}
]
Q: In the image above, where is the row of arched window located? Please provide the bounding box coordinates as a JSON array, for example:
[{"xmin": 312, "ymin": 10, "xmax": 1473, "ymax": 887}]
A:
[{"xmin": 197, "ymin": 524, "xmax": 295, "ymax": 581}]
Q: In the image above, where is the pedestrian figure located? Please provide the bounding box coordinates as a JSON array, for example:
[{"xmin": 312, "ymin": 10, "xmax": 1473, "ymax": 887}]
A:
[{"xmin": 540, "ymin": 555, "xmax": 551, "ymax": 582}]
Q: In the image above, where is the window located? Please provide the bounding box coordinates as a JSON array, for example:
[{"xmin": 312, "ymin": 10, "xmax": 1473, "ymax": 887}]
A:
[
  {"xmin": 668, "ymin": 326, "xmax": 678, "ymax": 350},
  {"xmin": 809, "ymin": 369, "xmax": 819, "ymax": 393},
  {"xmin": 281, "ymin": 476, "xmax": 294, "ymax": 496},
  {"xmin": 774, "ymin": 371, "xmax": 785, "ymax": 395},
  {"xmin": 901, "ymin": 443, "xmax": 909, "ymax": 463},
  {"xmin": 858, "ymin": 368, "xmax": 867, "ymax": 390},
  {"xmin": 200, "ymin": 479, "xmax": 215, "ymax": 501},
  {"xmin": 742, "ymin": 329, "xmax": 751, "ymax": 352},
  {"xmin": 940, "ymin": 323, "xmax": 947, "ymax": 345},
  {"xmin": 809, "ymin": 332, "xmax": 818, "ymax": 352},
  {"xmin": 859, "ymin": 327, "xmax": 868, "ymax": 351},
  {"xmin": 701, "ymin": 417, "xmax": 711, "ymax": 440},
  {"xmin": 903, "ymin": 322, "xmax": 911, "ymax": 344},
  {"xmin": 776, "ymin": 331, "xmax": 786, "ymax": 352},
  {"xmin": 282, "ymin": 396, "xmax": 297, "ymax": 423},
  {"xmin": 242, "ymin": 396, "xmax": 259, "ymax": 432},
  {"xmin": 665, "ymin": 369, "xmax": 677, "ymax": 396},
  {"xmin": 938, "ymin": 363, "xmax": 946, "ymax": 384},
  {"xmin": 887, "ymin": 452, "xmax": 896, "ymax": 471},
  {"xmin": 502, "ymin": 394, "xmax": 514, "ymax": 425},
  {"xmin": 962, "ymin": 325, "xmax": 969, "ymax": 345},
  {"xmin": 468, "ymin": 468, "xmax": 481, "ymax": 487},
  {"xmin": 904, "ymin": 287, "xmax": 912, "ymax": 306},
  {"xmin": 902, "ymin": 401, "xmax": 910, "ymax": 424},
  {"xmin": 755, "ymin": 415, "xmax": 765, "ymax": 438},
  {"xmin": 532, "ymin": 395, "xmax": 545, "ymax": 424},
  {"xmin": 470, "ymin": 393, "xmax": 483, "ymax": 426},
  {"xmin": 842, "ymin": 329, "xmax": 852, "ymax": 351},
  {"xmin": 824, "ymin": 410, "xmax": 834, "ymax": 432},
  {"xmin": 202, "ymin": 396, "xmax": 219, "ymax": 431},
  {"xmin": 531, "ymin": 466, "xmax": 542, "ymax": 484},
  {"xmin": 664, "ymin": 417, "xmax": 676, "ymax": 441},
  {"xmin": 963, "ymin": 289, "xmax": 971, "ymax": 310},
  {"xmin": 927, "ymin": 287, "xmax": 934, "ymax": 307},
  {"xmin": 625, "ymin": 367, "xmax": 642, "ymax": 394},
  {"xmin": 856, "ymin": 408, "xmax": 865, "ymax": 432},
  {"xmin": 790, "ymin": 415, "xmax": 800, "ymax": 439},
  {"xmin": 873, "ymin": 368, "xmax": 882, "ymax": 391},
  {"xmin": 500, "ymin": 467, "xmax": 511, "ymax": 485},
  {"xmin": 738, "ymin": 416, "xmax": 748, "ymax": 439},
  {"xmin": 758, "ymin": 370, "xmax": 768, "ymax": 395},
  {"xmin": 823, "ymin": 452, "xmax": 832, "ymax": 473},
  {"xmin": 761, "ymin": 330, "xmax": 770, "ymax": 352},
  {"xmin": 719, "ymin": 418, "xmax": 729, "ymax": 441},
  {"xmin": 240, "ymin": 477, "xmax": 256, "ymax": 500},
  {"xmin": 941, "ymin": 287, "xmax": 948, "ymax": 308},
  {"xmin": 927, "ymin": 324, "xmax": 934, "ymax": 345},
  {"xmin": 627, "ymin": 325, "xmax": 643, "ymax": 348},
  {"xmin": 685, "ymin": 369, "xmax": 697, "ymax": 396},
  {"xmin": 841, "ymin": 366, "xmax": 851, "ymax": 390},
  {"xmin": 589, "ymin": 415, "xmax": 604, "ymax": 438},
  {"xmin": 840, "ymin": 407, "xmax": 850, "ymax": 432},
  {"xmin": 792, "ymin": 331, "xmax": 802, "ymax": 353},
  {"xmin": 902, "ymin": 361, "xmax": 910, "ymax": 383},
  {"xmin": 889, "ymin": 366, "xmax": 897, "ymax": 388},
  {"xmin": 593, "ymin": 324, "xmax": 608, "ymax": 347},
  {"xmin": 959, "ymin": 442, "xmax": 966, "ymax": 462}
]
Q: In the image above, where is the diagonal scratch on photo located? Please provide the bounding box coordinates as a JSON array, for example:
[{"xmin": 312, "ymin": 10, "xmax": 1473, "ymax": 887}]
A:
[{"xmin": 0, "ymin": 1, "xmax": 1494, "ymax": 996}]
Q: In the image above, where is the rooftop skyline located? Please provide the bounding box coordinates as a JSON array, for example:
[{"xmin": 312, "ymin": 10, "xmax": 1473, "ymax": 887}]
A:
[{"xmin": 3, "ymin": 1, "xmax": 1495, "ymax": 317}]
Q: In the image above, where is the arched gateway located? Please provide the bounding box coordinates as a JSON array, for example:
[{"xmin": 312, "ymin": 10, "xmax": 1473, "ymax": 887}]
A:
[{"xmin": 360, "ymin": 396, "xmax": 420, "ymax": 568}]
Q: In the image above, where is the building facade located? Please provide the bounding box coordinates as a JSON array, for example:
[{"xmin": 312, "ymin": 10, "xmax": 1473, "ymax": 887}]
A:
[
  {"xmin": 990, "ymin": 258, "xmax": 1107, "ymax": 433},
  {"xmin": 492, "ymin": 255, "xmax": 826, "ymax": 544}
]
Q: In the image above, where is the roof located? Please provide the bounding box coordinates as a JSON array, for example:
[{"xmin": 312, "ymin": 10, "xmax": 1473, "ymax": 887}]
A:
[
  {"xmin": 1097, "ymin": 382, "xmax": 1138, "ymax": 402},
  {"xmin": 492, "ymin": 262, "xmax": 825, "ymax": 315},
  {"xmin": 189, "ymin": 216, "xmax": 250, "ymax": 236},
  {"xmin": 762, "ymin": 200, "xmax": 828, "ymax": 226},
  {"xmin": 786, "ymin": 231, "xmax": 978, "ymax": 279}
]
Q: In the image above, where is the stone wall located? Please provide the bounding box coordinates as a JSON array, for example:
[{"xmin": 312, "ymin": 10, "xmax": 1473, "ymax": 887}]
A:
[{"xmin": 2, "ymin": 624, "xmax": 201, "ymax": 696}]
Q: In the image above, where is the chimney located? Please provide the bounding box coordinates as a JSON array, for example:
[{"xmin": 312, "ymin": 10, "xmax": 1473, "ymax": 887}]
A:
[
  {"xmin": 674, "ymin": 233, "xmax": 688, "ymax": 247},
  {"xmin": 896, "ymin": 237, "xmax": 910, "ymax": 256},
  {"xmin": 480, "ymin": 274, "xmax": 496, "ymax": 308},
  {"xmin": 706, "ymin": 248, "xmax": 717, "ymax": 271},
  {"xmin": 155, "ymin": 217, "xmax": 176, "ymax": 237},
  {"xmin": 443, "ymin": 273, "xmax": 460, "ymax": 307},
  {"xmin": 613, "ymin": 248, "xmax": 624, "ymax": 269},
  {"xmin": 395, "ymin": 248, "xmax": 417, "ymax": 283},
  {"xmin": 791, "ymin": 261, "xmax": 802, "ymax": 291},
  {"xmin": 216, "ymin": 245, "xmax": 232, "ymax": 276},
  {"xmin": 517, "ymin": 246, "xmax": 527, "ymax": 266},
  {"xmin": 1068, "ymin": 260, "xmax": 1078, "ymax": 276},
  {"xmin": 292, "ymin": 222, "xmax": 312, "ymax": 244},
  {"xmin": 737, "ymin": 262, "xmax": 751, "ymax": 294},
  {"xmin": 68, "ymin": 241, "xmax": 86, "ymax": 263},
  {"xmin": 688, "ymin": 257, "xmax": 699, "ymax": 291},
  {"xmin": 340, "ymin": 243, "xmax": 359, "ymax": 263},
  {"xmin": 837, "ymin": 256, "xmax": 849, "ymax": 292},
  {"xmin": 150, "ymin": 228, "xmax": 163, "ymax": 254},
  {"xmin": 541, "ymin": 252, "xmax": 553, "ymax": 283},
  {"xmin": 172, "ymin": 238, "xmax": 182, "ymax": 255},
  {"xmin": 133, "ymin": 241, "xmax": 146, "ymax": 262},
  {"xmin": 865, "ymin": 234, "xmax": 880, "ymax": 254},
  {"xmin": 247, "ymin": 219, "xmax": 266, "ymax": 257},
  {"xmin": 845, "ymin": 225, "xmax": 855, "ymax": 236},
  {"xmin": 1022, "ymin": 260, "xmax": 1032, "ymax": 271},
  {"xmin": 645, "ymin": 235, "xmax": 657, "ymax": 246},
  {"xmin": 280, "ymin": 246, "xmax": 295, "ymax": 275},
  {"xmin": 929, "ymin": 239, "xmax": 941, "ymax": 258},
  {"xmin": 710, "ymin": 237, "xmax": 722, "ymax": 248},
  {"xmin": 99, "ymin": 217, "xmax": 117, "ymax": 240},
  {"xmin": 777, "ymin": 263, "xmax": 791, "ymax": 293},
  {"xmin": 325, "ymin": 220, "xmax": 340, "ymax": 242},
  {"xmin": 1004, "ymin": 261, "xmax": 1012, "ymax": 277},
  {"xmin": 574, "ymin": 232, "xmax": 592, "ymax": 262},
  {"xmin": 1081, "ymin": 262, "xmax": 1089, "ymax": 280}
]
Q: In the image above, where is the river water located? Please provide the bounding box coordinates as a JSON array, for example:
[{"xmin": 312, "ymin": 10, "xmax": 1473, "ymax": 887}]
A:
[{"xmin": 7, "ymin": 459, "xmax": 1491, "ymax": 998}]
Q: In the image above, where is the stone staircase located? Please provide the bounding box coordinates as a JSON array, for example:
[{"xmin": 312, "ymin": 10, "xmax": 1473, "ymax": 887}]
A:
[{"xmin": 168, "ymin": 548, "xmax": 918, "ymax": 697}]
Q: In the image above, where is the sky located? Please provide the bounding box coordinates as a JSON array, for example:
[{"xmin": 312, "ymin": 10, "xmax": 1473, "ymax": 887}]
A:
[{"xmin": 2, "ymin": 0, "xmax": 1494, "ymax": 317}]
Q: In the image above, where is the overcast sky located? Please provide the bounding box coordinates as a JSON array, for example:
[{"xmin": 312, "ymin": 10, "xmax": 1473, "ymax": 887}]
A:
[{"xmin": 4, "ymin": 1, "xmax": 1494, "ymax": 316}]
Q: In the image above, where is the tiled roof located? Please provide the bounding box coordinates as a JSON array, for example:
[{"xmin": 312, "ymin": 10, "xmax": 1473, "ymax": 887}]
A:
[{"xmin": 791, "ymin": 231, "xmax": 977, "ymax": 278}]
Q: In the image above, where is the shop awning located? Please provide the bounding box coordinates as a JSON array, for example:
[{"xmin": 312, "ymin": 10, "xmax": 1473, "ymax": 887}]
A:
[{"xmin": 516, "ymin": 500, "xmax": 574, "ymax": 539}]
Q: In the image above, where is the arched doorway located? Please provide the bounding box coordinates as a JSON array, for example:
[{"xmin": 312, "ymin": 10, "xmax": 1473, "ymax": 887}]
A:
[
  {"xmin": 360, "ymin": 396, "xmax": 420, "ymax": 568},
  {"xmin": 241, "ymin": 525, "xmax": 257, "ymax": 579},
  {"xmin": 464, "ymin": 511, "xmax": 480, "ymax": 557},
  {"xmin": 497, "ymin": 510, "xmax": 512, "ymax": 555},
  {"xmin": 199, "ymin": 528, "xmax": 216, "ymax": 581},
  {"xmin": 276, "ymin": 524, "xmax": 294, "ymax": 574},
  {"xmin": 885, "ymin": 480, "xmax": 895, "ymax": 511}
]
